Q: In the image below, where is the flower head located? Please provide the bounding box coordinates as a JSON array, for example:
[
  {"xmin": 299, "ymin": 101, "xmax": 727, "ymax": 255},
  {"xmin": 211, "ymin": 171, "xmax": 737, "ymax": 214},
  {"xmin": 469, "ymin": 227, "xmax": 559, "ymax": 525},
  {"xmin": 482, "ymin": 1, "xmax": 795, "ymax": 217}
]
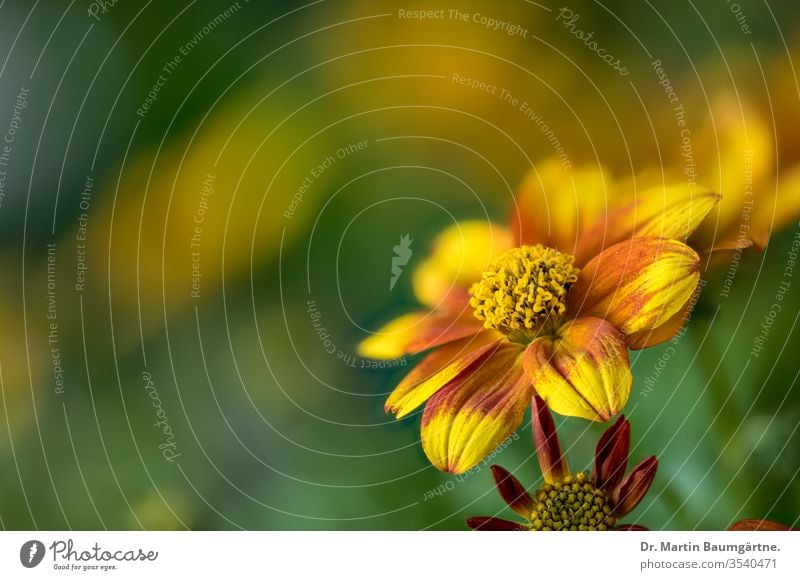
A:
[
  {"xmin": 467, "ymin": 396, "xmax": 657, "ymax": 531},
  {"xmin": 359, "ymin": 170, "xmax": 719, "ymax": 473},
  {"xmin": 469, "ymin": 245, "xmax": 580, "ymax": 338}
]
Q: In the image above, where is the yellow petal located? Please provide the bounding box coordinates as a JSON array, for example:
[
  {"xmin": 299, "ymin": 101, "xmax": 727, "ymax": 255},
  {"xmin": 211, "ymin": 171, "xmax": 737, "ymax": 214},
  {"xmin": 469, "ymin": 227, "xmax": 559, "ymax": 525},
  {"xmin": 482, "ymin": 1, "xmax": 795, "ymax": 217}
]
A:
[
  {"xmin": 357, "ymin": 310, "xmax": 483, "ymax": 359},
  {"xmin": 524, "ymin": 318, "xmax": 631, "ymax": 422},
  {"xmin": 357, "ymin": 313, "xmax": 425, "ymax": 359},
  {"xmin": 386, "ymin": 334, "xmax": 501, "ymax": 419},
  {"xmin": 421, "ymin": 343, "xmax": 530, "ymax": 473},
  {"xmin": 630, "ymin": 185, "xmax": 720, "ymax": 240},
  {"xmin": 576, "ymin": 184, "xmax": 720, "ymax": 264},
  {"xmin": 568, "ymin": 237, "xmax": 700, "ymax": 336},
  {"xmin": 412, "ymin": 221, "xmax": 513, "ymax": 308}
]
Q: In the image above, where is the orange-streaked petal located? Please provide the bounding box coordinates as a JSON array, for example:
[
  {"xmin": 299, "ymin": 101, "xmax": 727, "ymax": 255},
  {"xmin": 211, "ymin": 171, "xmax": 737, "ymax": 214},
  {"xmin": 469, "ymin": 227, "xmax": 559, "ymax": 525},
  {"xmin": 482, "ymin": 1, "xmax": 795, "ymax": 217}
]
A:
[
  {"xmin": 421, "ymin": 344, "xmax": 531, "ymax": 474},
  {"xmin": 696, "ymin": 238, "xmax": 757, "ymax": 276},
  {"xmin": 412, "ymin": 221, "xmax": 513, "ymax": 308},
  {"xmin": 626, "ymin": 298, "xmax": 692, "ymax": 350},
  {"xmin": 705, "ymin": 237, "xmax": 756, "ymax": 253},
  {"xmin": 524, "ymin": 318, "xmax": 631, "ymax": 422},
  {"xmin": 594, "ymin": 415, "xmax": 630, "ymax": 493},
  {"xmin": 532, "ymin": 395, "xmax": 568, "ymax": 484},
  {"xmin": 357, "ymin": 310, "xmax": 483, "ymax": 359},
  {"xmin": 613, "ymin": 456, "xmax": 658, "ymax": 517},
  {"xmin": 568, "ymin": 237, "xmax": 700, "ymax": 337},
  {"xmin": 729, "ymin": 519, "xmax": 792, "ymax": 531},
  {"xmin": 405, "ymin": 311, "xmax": 485, "ymax": 354},
  {"xmin": 576, "ymin": 185, "xmax": 720, "ymax": 263},
  {"xmin": 466, "ymin": 516, "xmax": 526, "ymax": 531},
  {"xmin": 490, "ymin": 465, "xmax": 534, "ymax": 519},
  {"xmin": 385, "ymin": 335, "xmax": 501, "ymax": 419}
]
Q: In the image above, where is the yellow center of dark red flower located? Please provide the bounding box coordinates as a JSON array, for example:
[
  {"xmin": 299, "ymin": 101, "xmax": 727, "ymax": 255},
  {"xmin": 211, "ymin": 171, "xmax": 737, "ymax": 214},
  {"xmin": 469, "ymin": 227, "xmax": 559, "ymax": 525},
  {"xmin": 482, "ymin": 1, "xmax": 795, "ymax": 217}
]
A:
[
  {"xmin": 528, "ymin": 472, "xmax": 616, "ymax": 531},
  {"xmin": 469, "ymin": 244, "xmax": 580, "ymax": 339}
]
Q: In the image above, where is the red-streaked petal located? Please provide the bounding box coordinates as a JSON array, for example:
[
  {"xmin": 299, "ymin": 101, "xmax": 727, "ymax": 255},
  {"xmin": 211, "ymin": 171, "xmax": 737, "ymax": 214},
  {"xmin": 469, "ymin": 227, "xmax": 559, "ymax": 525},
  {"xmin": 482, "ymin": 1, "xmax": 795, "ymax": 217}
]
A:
[
  {"xmin": 490, "ymin": 465, "xmax": 534, "ymax": 519},
  {"xmin": 531, "ymin": 395, "xmax": 569, "ymax": 484},
  {"xmin": 405, "ymin": 311, "xmax": 487, "ymax": 354},
  {"xmin": 385, "ymin": 334, "xmax": 501, "ymax": 419},
  {"xmin": 594, "ymin": 415, "xmax": 630, "ymax": 492},
  {"xmin": 524, "ymin": 318, "xmax": 632, "ymax": 422},
  {"xmin": 466, "ymin": 516, "xmax": 527, "ymax": 531},
  {"xmin": 613, "ymin": 456, "xmax": 658, "ymax": 517},
  {"xmin": 567, "ymin": 237, "xmax": 700, "ymax": 337},
  {"xmin": 626, "ymin": 299, "xmax": 691, "ymax": 350},
  {"xmin": 358, "ymin": 310, "xmax": 483, "ymax": 360},
  {"xmin": 576, "ymin": 185, "xmax": 720, "ymax": 263},
  {"xmin": 421, "ymin": 344, "xmax": 532, "ymax": 474},
  {"xmin": 729, "ymin": 519, "xmax": 793, "ymax": 531}
]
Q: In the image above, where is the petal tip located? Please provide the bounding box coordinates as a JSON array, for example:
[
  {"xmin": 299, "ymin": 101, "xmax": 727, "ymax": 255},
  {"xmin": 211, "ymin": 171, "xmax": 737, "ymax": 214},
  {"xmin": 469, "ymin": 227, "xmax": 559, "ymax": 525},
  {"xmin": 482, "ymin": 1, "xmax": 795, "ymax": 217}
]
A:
[{"xmin": 383, "ymin": 403, "xmax": 400, "ymax": 417}]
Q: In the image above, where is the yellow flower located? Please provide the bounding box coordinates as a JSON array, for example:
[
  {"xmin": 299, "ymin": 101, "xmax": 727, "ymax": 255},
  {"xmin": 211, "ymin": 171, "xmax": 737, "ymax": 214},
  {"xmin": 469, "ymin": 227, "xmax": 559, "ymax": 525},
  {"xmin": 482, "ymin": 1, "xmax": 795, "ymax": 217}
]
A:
[
  {"xmin": 692, "ymin": 93, "xmax": 800, "ymax": 252},
  {"xmin": 359, "ymin": 169, "xmax": 719, "ymax": 473}
]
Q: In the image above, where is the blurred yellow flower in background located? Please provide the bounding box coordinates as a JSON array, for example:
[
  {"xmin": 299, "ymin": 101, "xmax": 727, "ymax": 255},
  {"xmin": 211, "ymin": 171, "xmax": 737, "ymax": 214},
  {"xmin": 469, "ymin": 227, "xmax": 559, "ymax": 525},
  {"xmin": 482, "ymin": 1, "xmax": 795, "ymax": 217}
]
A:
[
  {"xmin": 50, "ymin": 86, "xmax": 332, "ymax": 352},
  {"xmin": 633, "ymin": 93, "xmax": 800, "ymax": 258}
]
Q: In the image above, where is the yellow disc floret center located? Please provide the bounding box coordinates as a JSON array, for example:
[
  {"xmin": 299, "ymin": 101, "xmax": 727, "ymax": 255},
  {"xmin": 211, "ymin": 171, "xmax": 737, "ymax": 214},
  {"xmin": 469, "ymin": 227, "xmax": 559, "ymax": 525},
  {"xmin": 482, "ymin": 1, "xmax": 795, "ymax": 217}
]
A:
[
  {"xmin": 528, "ymin": 473, "xmax": 616, "ymax": 531},
  {"xmin": 469, "ymin": 244, "xmax": 580, "ymax": 339}
]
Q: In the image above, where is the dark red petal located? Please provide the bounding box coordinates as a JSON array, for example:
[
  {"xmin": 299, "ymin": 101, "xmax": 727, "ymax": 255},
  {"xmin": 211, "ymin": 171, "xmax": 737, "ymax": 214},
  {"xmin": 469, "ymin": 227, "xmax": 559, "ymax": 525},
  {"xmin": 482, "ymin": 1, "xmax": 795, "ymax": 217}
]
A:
[
  {"xmin": 613, "ymin": 456, "xmax": 658, "ymax": 517},
  {"xmin": 729, "ymin": 519, "xmax": 793, "ymax": 531},
  {"xmin": 490, "ymin": 465, "xmax": 534, "ymax": 519},
  {"xmin": 466, "ymin": 516, "xmax": 527, "ymax": 531},
  {"xmin": 532, "ymin": 395, "xmax": 568, "ymax": 484},
  {"xmin": 594, "ymin": 415, "xmax": 630, "ymax": 492},
  {"xmin": 616, "ymin": 524, "xmax": 650, "ymax": 531}
]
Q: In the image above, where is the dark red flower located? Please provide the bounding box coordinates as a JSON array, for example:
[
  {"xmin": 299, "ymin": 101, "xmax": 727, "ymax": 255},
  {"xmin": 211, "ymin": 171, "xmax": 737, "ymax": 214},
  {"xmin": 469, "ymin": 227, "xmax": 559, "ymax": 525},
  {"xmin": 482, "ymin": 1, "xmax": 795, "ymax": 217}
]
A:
[{"xmin": 467, "ymin": 396, "xmax": 657, "ymax": 531}]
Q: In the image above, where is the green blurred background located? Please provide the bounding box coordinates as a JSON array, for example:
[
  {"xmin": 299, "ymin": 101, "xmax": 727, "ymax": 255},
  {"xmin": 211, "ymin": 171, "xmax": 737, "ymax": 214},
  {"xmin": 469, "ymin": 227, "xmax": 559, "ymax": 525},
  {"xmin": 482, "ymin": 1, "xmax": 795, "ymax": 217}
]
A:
[{"xmin": 0, "ymin": 0, "xmax": 798, "ymax": 530}]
